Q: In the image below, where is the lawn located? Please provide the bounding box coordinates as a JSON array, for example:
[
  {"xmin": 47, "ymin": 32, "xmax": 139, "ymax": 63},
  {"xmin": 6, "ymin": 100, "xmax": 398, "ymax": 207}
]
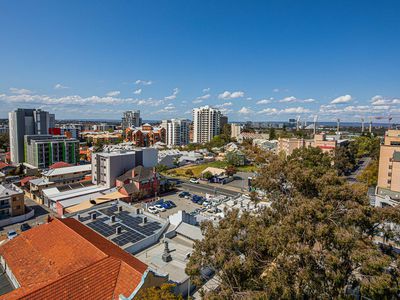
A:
[{"xmin": 164, "ymin": 161, "xmax": 257, "ymax": 179}]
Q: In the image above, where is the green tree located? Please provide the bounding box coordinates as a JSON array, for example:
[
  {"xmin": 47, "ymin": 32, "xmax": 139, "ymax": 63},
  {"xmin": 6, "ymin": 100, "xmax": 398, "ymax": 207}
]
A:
[
  {"xmin": 225, "ymin": 165, "xmax": 237, "ymax": 177},
  {"xmin": 156, "ymin": 164, "xmax": 168, "ymax": 173},
  {"xmin": 334, "ymin": 144, "xmax": 356, "ymax": 176},
  {"xmin": 268, "ymin": 127, "xmax": 276, "ymax": 140},
  {"xmin": 202, "ymin": 171, "xmax": 213, "ymax": 180},
  {"xmin": 135, "ymin": 284, "xmax": 182, "ymax": 300},
  {"xmin": 187, "ymin": 147, "xmax": 400, "ymax": 299},
  {"xmin": 0, "ymin": 133, "xmax": 9, "ymax": 151},
  {"xmin": 225, "ymin": 151, "xmax": 244, "ymax": 167},
  {"xmin": 357, "ymin": 159, "xmax": 379, "ymax": 186},
  {"xmin": 185, "ymin": 169, "xmax": 194, "ymax": 177}
]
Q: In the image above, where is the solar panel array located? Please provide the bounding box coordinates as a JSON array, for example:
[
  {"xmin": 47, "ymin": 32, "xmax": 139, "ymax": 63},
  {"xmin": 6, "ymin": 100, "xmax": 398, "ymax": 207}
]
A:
[{"xmin": 81, "ymin": 205, "xmax": 163, "ymax": 247}]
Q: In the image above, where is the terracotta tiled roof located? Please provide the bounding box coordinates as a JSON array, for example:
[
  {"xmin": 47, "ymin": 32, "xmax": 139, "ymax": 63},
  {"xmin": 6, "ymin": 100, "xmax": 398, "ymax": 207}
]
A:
[
  {"xmin": 0, "ymin": 162, "xmax": 10, "ymax": 169},
  {"xmin": 49, "ymin": 162, "xmax": 72, "ymax": 169},
  {"xmin": 0, "ymin": 218, "xmax": 147, "ymax": 300}
]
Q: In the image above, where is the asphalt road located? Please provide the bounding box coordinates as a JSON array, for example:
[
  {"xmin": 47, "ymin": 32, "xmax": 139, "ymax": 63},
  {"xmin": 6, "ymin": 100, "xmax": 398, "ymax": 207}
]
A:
[
  {"xmin": 347, "ymin": 157, "xmax": 372, "ymax": 183},
  {"xmin": 180, "ymin": 182, "xmax": 241, "ymax": 197}
]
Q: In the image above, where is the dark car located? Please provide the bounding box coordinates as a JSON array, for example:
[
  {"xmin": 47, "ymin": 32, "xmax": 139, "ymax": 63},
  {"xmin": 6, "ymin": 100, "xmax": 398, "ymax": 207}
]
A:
[
  {"xmin": 164, "ymin": 200, "xmax": 176, "ymax": 208},
  {"xmin": 178, "ymin": 191, "xmax": 190, "ymax": 198},
  {"xmin": 20, "ymin": 223, "xmax": 31, "ymax": 232}
]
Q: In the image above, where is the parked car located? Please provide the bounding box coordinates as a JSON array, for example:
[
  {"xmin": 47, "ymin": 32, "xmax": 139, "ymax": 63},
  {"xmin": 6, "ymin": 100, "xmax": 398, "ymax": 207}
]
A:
[
  {"xmin": 179, "ymin": 191, "xmax": 190, "ymax": 198},
  {"xmin": 7, "ymin": 230, "xmax": 18, "ymax": 240},
  {"xmin": 148, "ymin": 206, "xmax": 158, "ymax": 214},
  {"xmin": 20, "ymin": 223, "xmax": 31, "ymax": 232},
  {"xmin": 154, "ymin": 204, "xmax": 166, "ymax": 212},
  {"xmin": 189, "ymin": 178, "xmax": 200, "ymax": 184},
  {"xmin": 162, "ymin": 200, "xmax": 176, "ymax": 209},
  {"xmin": 202, "ymin": 201, "xmax": 210, "ymax": 207}
]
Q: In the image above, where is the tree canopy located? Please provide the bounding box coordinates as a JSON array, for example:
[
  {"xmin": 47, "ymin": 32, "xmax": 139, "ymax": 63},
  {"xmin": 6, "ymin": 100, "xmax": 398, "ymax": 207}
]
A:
[{"xmin": 186, "ymin": 147, "xmax": 400, "ymax": 299}]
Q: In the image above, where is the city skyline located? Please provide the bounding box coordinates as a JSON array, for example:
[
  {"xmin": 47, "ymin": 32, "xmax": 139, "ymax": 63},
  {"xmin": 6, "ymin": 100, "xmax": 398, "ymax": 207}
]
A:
[{"xmin": 1, "ymin": 1, "xmax": 400, "ymax": 122}]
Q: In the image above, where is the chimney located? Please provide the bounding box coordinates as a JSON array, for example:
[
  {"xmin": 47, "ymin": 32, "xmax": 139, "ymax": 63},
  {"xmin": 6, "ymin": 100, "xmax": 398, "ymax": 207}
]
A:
[
  {"xmin": 162, "ymin": 240, "xmax": 172, "ymax": 262},
  {"xmin": 91, "ymin": 212, "xmax": 97, "ymax": 220},
  {"xmin": 142, "ymin": 216, "xmax": 147, "ymax": 224},
  {"xmin": 110, "ymin": 215, "xmax": 116, "ymax": 223},
  {"xmin": 118, "ymin": 206, "xmax": 123, "ymax": 212},
  {"xmin": 116, "ymin": 226, "xmax": 122, "ymax": 235}
]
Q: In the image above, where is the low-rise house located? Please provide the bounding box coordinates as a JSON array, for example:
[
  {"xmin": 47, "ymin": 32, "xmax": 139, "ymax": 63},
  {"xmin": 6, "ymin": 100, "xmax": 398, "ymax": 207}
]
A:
[
  {"xmin": 116, "ymin": 166, "xmax": 167, "ymax": 202},
  {"xmin": 0, "ymin": 162, "xmax": 16, "ymax": 175},
  {"xmin": 237, "ymin": 132, "xmax": 269, "ymax": 144},
  {"xmin": 28, "ymin": 164, "xmax": 92, "ymax": 204},
  {"xmin": 253, "ymin": 139, "xmax": 278, "ymax": 152},
  {"xmin": 0, "ymin": 184, "xmax": 25, "ymax": 219},
  {"xmin": 0, "ymin": 217, "xmax": 167, "ymax": 299}
]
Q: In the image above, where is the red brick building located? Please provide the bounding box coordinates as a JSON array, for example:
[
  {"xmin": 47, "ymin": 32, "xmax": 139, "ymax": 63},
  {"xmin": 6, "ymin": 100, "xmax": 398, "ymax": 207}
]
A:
[{"xmin": 125, "ymin": 124, "xmax": 166, "ymax": 147}]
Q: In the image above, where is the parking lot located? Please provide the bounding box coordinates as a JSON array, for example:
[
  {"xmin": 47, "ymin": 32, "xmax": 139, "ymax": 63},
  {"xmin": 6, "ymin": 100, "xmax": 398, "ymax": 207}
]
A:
[{"xmin": 137, "ymin": 190, "xmax": 204, "ymax": 219}]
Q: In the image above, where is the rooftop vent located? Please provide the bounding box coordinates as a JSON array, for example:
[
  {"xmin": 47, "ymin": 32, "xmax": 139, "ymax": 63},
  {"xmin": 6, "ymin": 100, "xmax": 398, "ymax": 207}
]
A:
[
  {"xmin": 115, "ymin": 226, "xmax": 122, "ymax": 235},
  {"xmin": 91, "ymin": 212, "xmax": 97, "ymax": 220},
  {"xmin": 110, "ymin": 215, "xmax": 116, "ymax": 223},
  {"xmin": 77, "ymin": 214, "xmax": 80, "ymax": 220},
  {"xmin": 142, "ymin": 216, "xmax": 147, "ymax": 224},
  {"xmin": 162, "ymin": 240, "xmax": 172, "ymax": 262},
  {"xmin": 136, "ymin": 208, "xmax": 141, "ymax": 214},
  {"xmin": 118, "ymin": 206, "xmax": 123, "ymax": 212}
]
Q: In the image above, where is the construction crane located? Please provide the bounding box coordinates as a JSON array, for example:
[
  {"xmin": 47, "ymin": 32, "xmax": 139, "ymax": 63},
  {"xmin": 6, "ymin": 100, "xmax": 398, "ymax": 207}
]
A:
[
  {"xmin": 313, "ymin": 115, "xmax": 318, "ymax": 135},
  {"xmin": 373, "ymin": 115, "xmax": 394, "ymax": 129},
  {"xmin": 361, "ymin": 117, "xmax": 365, "ymax": 133},
  {"xmin": 296, "ymin": 116, "xmax": 301, "ymax": 131}
]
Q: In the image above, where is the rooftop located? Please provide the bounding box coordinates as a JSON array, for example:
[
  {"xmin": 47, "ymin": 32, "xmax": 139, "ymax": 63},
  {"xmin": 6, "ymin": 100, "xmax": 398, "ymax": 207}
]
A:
[
  {"xmin": 72, "ymin": 202, "xmax": 167, "ymax": 253},
  {"xmin": 48, "ymin": 161, "xmax": 72, "ymax": 169},
  {"xmin": 0, "ymin": 218, "xmax": 147, "ymax": 300},
  {"xmin": 0, "ymin": 184, "xmax": 23, "ymax": 198},
  {"xmin": 42, "ymin": 164, "xmax": 91, "ymax": 177}
]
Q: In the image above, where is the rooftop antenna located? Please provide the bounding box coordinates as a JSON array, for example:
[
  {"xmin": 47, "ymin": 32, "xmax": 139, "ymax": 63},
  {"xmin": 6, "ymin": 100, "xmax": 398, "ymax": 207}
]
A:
[
  {"xmin": 313, "ymin": 115, "xmax": 318, "ymax": 135},
  {"xmin": 361, "ymin": 117, "xmax": 365, "ymax": 133}
]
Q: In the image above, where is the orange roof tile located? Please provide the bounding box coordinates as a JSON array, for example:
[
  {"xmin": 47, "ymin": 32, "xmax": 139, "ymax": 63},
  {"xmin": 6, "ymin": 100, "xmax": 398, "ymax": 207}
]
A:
[
  {"xmin": 0, "ymin": 218, "xmax": 147, "ymax": 300},
  {"xmin": 49, "ymin": 162, "xmax": 72, "ymax": 169}
]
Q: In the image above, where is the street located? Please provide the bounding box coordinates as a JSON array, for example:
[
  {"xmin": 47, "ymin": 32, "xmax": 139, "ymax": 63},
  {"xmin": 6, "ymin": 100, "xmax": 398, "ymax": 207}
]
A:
[
  {"xmin": 180, "ymin": 182, "xmax": 241, "ymax": 197},
  {"xmin": 347, "ymin": 157, "xmax": 371, "ymax": 183}
]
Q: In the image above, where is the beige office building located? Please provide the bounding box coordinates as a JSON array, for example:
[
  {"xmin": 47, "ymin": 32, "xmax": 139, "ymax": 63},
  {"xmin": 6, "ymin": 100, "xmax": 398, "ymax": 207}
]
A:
[{"xmin": 376, "ymin": 130, "xmax": 400, "ymax": 206}]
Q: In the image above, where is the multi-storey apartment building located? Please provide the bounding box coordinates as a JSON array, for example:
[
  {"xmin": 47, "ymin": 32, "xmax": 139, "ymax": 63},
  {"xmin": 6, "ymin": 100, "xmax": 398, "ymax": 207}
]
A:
[
  {"xmin": 91, "ymin": 148, "xmax": 158, "ymax": 188},
  {"xmin": 376, "ymin": 130, "xmax": 400, "ymax": 206},
  {"xmin": 161, "ymin": 119, "xmax": 191, "ymax": 146},
  {"xmin": 9, "ymin": 108, "xmax": 52, "ymax": 163},
  {"xmin": 24, "ymin": 135, "xmax": 79, "ymax": 169},
  {"xmin": 0, "ymin": 184, "xmax": 25, "ymax": 219},
  {"xmin": 192, "ymin": 106, "xmax": 221, "ymax": 144},
  {"xmin": 231, "ymin": 123, "xmax": 242, "ymax": 139},
  {"xmin": 121, "ymin": 110, "xmax": 141, "ymax": 130}
]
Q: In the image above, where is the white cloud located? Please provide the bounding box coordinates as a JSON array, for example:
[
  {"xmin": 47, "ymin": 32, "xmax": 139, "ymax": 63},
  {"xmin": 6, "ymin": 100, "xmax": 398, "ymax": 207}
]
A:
[
  {"xmin": 202, "ymin": 88, "xmax": 210, "ymax": 93},
  {"xmin": 273, "ymin": 88, "xmax": 280, "ymax": 93},
  {"xmin": 135, "ymin": 79, "xmax": 153, "ymax": 85},
  {"xmin": 9, "ymin": 87, "xmax": 32, "ymax": 94},
  {"xmin": 238, "ymin": 107, "xmax": 253, "ymax": 114},
  {"xmin": 192, "ymin": 99, "xmax": 203, "ymax": 104},
  {"xmin": 165, "ymin": 88, "xmax": 179, "ymax": 100},
  {"xmin": 133, "ymin": 88, "xmax": 142, "ymax": 95},
  {"xmin": 197, "ymin": 94, "xmax": 210, "ymax": 100},
  {"xmin": 303, "ymin": 98, "xmax": 316, "ymax": 103},
  {"xmin": 258, "ymin": 108, "xmax": 279, "ymax": 115},
  {"xmin": 256, "ymin": 99, "xmax": 272, "ymax": 105},
  {"xmin": 106, "ymin": 90, "xmax": 120, "ymax": 97},
  {"xmin": 215, "ymin": 102, "xmax": 233, "ymax": 108},
  {"xmin": 218, "ymin": 90, "xmax": 245, "ymax": 99},
  {"xmin": 54, "ymin": 83, "xmax": 69, "ymax": 90},
  {"xmin": 280, "ymin": 107, "xmax": 311, "ymax": 114},
  {"xmin": 279, "ymin": 96, "xmax": 297, "ymax": 103},
  {"xmin": 330, "ymin": 94, "xmax": 352, "ymax": 104}
]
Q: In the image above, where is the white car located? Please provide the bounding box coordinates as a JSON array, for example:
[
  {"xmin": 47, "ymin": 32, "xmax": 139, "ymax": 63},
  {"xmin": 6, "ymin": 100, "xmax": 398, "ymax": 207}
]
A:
[
  {"xmin": 202, "ymin": 201, "xmax": 210, "ymax": 207},
  {"xmin": 154, "ymin": 204, "xmax": 166, "ymax": 212},
  {"xmin": 148, "ymin": 206, "xmax": 158, "ymax": 214},
  {"xmin": 189, "ymin": 178, "xmax": 200, "ymax": 184}
]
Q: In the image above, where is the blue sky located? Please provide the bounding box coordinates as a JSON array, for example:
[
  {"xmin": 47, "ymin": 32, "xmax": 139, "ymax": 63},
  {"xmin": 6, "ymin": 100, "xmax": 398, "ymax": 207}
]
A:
[{"xmin": 1, "ymin": 0, "xmax": 400, "ymax": 122}]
